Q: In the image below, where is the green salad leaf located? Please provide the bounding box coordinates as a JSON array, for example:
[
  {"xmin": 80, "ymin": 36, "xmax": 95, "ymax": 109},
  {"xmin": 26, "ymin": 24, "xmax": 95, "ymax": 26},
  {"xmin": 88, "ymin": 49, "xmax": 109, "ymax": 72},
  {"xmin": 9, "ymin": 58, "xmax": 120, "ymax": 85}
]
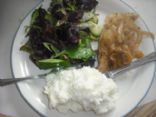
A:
[
  {"xmin": 43, "ymin": 42, "xmax": 59, "ymax": 54},
  {"xmin": 45, "ymin": 12, "xmax": 57, "ymax": 25},
  {"xmin": 31, "ymin": 9, "xmax": 39, "ymax": 25},
  {"xmin": 66, "ymin": 46, "xmax": 94, "ymax": 61},
  {"xmin": 65, "ymin": 31, "xmax": 95, "ymax": 61},
  {"xmin": 37, "ymin": 58, "xmax": 70, "ymax": 69},
  {"xmin": 20, "ymin": 41, "xmax": 32, "ymax": 53}
]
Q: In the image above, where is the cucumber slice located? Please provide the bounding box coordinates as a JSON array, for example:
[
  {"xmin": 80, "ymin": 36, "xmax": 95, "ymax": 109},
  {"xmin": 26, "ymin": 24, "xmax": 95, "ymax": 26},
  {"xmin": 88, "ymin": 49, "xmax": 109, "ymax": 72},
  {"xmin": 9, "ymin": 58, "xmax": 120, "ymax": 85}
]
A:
[{"xmin": 89, "ymin": 22, "xmax": 103, "ymax": 37}]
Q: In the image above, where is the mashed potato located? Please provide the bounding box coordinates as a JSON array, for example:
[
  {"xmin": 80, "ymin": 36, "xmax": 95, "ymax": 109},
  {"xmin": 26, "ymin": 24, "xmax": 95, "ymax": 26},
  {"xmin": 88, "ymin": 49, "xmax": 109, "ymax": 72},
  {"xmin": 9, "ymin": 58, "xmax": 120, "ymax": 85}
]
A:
[{"xmin": 43, "ymin": 67, "xmax": 118, "ymax": 114}]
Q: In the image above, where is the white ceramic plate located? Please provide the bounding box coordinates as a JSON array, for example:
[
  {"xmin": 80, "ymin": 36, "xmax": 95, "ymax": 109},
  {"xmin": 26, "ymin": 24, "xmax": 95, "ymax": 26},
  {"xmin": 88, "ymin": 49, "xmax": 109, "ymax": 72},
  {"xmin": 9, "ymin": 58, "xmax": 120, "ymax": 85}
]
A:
[{"xmin": 11, "ymin": 0, "xmax": 156, "ymax": 117}]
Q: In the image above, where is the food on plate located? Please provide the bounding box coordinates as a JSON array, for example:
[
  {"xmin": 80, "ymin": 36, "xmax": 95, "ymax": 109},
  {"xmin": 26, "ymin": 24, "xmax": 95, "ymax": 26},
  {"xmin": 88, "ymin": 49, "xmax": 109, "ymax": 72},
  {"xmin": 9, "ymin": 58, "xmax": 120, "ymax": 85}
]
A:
[
  {"xmin": 20, "ymin": 0, "xmax": 103, "ymax": 70},
  {"xmin": 19, "ymin": 0, "xmax": 155, "ymax": 115},
  {"xmin": 98, "ymin": 13, "xmax": 154, "ymax": 72},
  {"xmin": 44, "ymin": 67, "xmax": 118, "ymax": 114}
]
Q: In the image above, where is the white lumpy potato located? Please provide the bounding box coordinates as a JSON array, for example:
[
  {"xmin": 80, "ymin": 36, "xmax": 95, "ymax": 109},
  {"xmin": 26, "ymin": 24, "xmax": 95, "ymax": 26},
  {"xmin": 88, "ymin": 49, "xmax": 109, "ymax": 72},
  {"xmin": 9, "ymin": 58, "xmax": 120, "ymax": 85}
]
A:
[{"xmin": 43, "ymin": 67, "xmax": 118, "ymax": 114}]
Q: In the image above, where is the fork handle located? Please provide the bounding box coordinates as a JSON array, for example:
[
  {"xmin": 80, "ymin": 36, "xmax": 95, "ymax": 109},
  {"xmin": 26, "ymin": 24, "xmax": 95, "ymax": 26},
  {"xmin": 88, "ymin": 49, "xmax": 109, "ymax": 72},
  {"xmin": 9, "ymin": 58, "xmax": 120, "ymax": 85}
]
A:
[
  {"xmin": 106, "ymin": 51, "xmax": 156, "ymax": 78},
  {"xmin": 0, "ymin": 77, "xmax": 32, "ymax": 86},
  {"xmin": 0, "ymin": 73, "xmax": 46, "ymax": 86}
]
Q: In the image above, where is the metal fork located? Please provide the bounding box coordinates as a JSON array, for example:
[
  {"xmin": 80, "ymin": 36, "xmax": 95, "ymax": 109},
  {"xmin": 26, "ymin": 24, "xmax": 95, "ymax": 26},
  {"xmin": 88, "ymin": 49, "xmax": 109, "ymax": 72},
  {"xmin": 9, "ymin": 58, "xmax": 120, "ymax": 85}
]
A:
[
  {"xmin": 0, "ymin": 74, "xmax": 46, "ymax": 86},
  {"xmin": 1, "ymin": 51, "xmax": 156, "ymax": 86}
]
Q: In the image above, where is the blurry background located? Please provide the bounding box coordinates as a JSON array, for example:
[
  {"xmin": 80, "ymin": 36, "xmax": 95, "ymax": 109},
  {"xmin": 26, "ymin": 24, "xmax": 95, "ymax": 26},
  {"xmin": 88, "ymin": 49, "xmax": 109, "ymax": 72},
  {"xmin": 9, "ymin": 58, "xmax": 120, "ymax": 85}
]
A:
[{"xmin": 0, "ymin": 0, "xmax": 156, "ymax": 117}]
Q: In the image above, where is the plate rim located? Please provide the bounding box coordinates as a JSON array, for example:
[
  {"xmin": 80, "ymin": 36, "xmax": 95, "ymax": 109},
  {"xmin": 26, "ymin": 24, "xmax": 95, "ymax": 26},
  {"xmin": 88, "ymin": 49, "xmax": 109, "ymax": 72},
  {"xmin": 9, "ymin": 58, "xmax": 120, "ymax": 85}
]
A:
[
  {"xmin": 10, "ymin": 0, "xmax": 47, "ymax": 117},
  {"xmin": 120, "ymin": 0, "xmax": 156, "ymax": 116},
  {"xmin": 10, "ymin": 0, "xmax": 156, "ymax": 117}
]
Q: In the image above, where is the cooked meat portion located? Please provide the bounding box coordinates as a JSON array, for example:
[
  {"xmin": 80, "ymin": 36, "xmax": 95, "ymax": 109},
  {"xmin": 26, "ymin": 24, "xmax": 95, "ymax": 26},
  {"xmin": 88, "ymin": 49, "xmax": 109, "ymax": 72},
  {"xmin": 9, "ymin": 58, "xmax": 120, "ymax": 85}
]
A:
[{"xmin": 98, "ymin": 13, "xmax": 154, "ymax": 72}]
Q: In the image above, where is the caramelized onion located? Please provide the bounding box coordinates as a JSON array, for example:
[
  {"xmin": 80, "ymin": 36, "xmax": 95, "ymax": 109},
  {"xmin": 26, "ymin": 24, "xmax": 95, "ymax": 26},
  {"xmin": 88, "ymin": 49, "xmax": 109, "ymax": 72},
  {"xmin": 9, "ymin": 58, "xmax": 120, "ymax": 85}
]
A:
[{"xmin": 98, "ymin": 13, "xmax": 154, "ymax": 72}]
